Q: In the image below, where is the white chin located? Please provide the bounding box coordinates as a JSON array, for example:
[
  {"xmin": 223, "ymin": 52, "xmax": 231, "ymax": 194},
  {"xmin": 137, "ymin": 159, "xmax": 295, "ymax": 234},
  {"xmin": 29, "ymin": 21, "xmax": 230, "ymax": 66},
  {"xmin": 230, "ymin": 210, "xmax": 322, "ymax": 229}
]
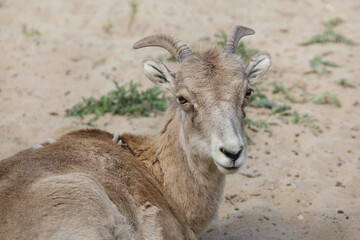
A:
[{"xmin": 214, "ymin": 162, "xmax": 240, "ymax": 174}]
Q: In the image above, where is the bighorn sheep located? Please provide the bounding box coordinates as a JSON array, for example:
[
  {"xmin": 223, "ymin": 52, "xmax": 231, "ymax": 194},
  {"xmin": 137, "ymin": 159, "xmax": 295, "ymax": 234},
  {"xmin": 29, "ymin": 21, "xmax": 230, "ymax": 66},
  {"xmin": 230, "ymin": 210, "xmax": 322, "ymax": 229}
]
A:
[{"xmin": 0, "ymin": 25, "xmax": 270, "ymax": 239}]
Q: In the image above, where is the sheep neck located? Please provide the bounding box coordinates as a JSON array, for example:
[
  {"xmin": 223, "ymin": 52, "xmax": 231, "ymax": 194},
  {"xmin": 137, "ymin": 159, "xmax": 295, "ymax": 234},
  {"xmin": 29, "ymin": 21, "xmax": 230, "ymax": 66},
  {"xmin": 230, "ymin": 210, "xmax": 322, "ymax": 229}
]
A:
[{"xmin": 134, "ymin": 103, "xmax": 225, "ymax": 233}]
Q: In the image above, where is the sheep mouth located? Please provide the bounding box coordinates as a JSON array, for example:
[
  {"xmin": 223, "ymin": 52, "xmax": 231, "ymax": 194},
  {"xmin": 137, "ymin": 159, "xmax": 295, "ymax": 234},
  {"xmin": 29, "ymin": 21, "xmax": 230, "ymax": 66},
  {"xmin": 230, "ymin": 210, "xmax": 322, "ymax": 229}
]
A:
[
  {"xmin": 221, "ymin": 165, "xmax": 239, "ymax": 170},
  {"xmin": 214, "ymin": 162, "xmax": 240, "ymax": 174}
]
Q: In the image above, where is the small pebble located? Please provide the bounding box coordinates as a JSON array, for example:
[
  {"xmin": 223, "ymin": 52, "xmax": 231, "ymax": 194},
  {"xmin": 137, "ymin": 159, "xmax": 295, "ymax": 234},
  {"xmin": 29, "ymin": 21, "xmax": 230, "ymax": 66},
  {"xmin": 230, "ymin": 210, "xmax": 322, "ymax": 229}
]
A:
[
  {"xmin": 335, "ymin": 181, "xmax": 346, "ymax": 188},
  {"xmin": 297, "ymin": 215, "xmax": 304, "ymax": 220},
  {"xmin": 338, "ymin": 210, "xmax": 344, "ymax": 214}
]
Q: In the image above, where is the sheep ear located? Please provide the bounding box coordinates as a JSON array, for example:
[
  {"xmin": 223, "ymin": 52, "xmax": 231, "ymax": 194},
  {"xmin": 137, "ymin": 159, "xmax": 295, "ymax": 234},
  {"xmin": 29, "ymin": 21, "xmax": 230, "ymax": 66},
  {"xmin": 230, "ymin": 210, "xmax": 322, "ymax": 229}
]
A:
[
  {"xmin": 245, "ymin": 52, "xmax": 271, "ymax": 84},
  {"xmin": 142, "ymin": 59, "xmax": 175, "ymax": 94}
]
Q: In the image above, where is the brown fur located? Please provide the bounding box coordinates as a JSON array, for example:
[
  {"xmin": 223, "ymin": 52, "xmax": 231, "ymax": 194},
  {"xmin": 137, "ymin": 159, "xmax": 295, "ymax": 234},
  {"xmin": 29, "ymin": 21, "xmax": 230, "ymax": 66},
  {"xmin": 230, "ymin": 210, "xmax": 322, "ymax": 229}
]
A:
[
  {"xmin": 0, "ymin": 129, "xmax": 195, "ymax": 239},
  {"xmin": 0, "ymin": 35, "xmax": 270, "ymax": 239}
]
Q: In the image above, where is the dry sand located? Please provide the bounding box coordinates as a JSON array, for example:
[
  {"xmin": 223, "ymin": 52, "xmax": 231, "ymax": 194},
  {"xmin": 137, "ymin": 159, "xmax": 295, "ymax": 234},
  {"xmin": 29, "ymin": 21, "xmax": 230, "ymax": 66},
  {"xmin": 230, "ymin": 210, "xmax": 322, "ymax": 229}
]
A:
[{"xmin": 1, "ymin": 0, "xmax": 360, "ymax": 239}]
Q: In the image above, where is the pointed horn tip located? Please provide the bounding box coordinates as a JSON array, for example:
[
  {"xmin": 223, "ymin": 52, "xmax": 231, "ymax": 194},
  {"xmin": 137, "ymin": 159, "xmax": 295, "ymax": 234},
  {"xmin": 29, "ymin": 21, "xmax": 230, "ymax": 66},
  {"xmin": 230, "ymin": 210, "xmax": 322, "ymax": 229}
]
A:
[
  {"xmin": 132, "ymin": 41, "xmax": 142, "ymax": 50},
  {"xmin": 132, "ymin": 34, "xmax": 157, "ymax": 50},
  {"xmin": 132, "ymin": 34, "xmax": 170, "ymax": 50},
  {"xmin": 233, "ymin": 25, "xmax": 256, "ymax": 35}
]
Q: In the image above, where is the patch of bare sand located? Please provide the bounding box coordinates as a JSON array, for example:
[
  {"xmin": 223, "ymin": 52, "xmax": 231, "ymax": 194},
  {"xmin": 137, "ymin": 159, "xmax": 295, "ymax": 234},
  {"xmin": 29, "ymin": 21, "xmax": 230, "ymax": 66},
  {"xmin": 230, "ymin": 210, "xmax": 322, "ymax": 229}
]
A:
[{"xmin": 1, "ymin": 0, "xmax": 360, "ymax": 239}]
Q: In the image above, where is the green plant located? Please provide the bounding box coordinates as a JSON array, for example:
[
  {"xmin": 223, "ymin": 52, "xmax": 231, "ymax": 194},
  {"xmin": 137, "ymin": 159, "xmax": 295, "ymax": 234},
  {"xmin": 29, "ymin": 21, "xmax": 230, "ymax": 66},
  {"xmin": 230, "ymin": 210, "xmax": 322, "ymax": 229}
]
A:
[
  {"xmin": 128, "ymin": 0, "xmax": 138, "ymax": 31},
  {"xmin": 271, "ymin": 105, "xmax": 292, "ymax": 115},
  {"xmin": 248, "ymin": 83, "xmax": 277, "ymax": 109},
  {"xmin": 309, "ymin": 124, "xmax": 320, "ymax": 134},
  {"xmin": 249, "ymin": 96, "xmax": 277, "ymax": 109},
  {"xmin": 103, "ymin": 19, "xmax": 113, "ymax": 34},
  {"xmin": 22, "ymin": 25, "xmax": 41, "ymax": 39},
  {"xmin": 244, "ymin": 117, "xmax": 273, "ymax": 145},
  {"xmin": 269, "ymin": 82, "xmax": 297, "ymax": 103},
  {"xmin": 291, "ymin": 111, "xmax": 301, "ymax": 124},
  {"xmin": 245, "ymin": 131, "xmax": 255, "ymax": 145},
  {"xmin": 249, "ymin": 93, "xmax": 277, "ymax": 108},
  {"xmin": 292, "ymin": 111, "xmax": 321, "ymax": 134},
  {"xmin": 92, "ymin": 58, "xmax": 107, "ymax": 68},
  {"xmin": 292, "ymin": 111, "xmax": 316, "ymax": 126},
  {"xmin": 66, "ymin": 81, "xmax": 169, "ymax": 125},
  {"xmin": 304, "ymin": 51, "xmax": 339, "ymax": 76},
  {"xmin": 214, "ymin": 30, "xmax": 259, "ymax": 62},
  {"xmin": 300, "ymin": 18, "xmax": 355, "ymax": 46},
  {"xmin": 214, "ymin": 30, "xmax": 227, "ymax": 48},
  {"xmin": 245, "ymin": 118, "xmax": 268, "ymax": 132},
  {"xmin": 308, "ymin": 92, "xmax": 341, "ymax": 108},
  {"xmin": 335, "ymin": 78, "xmax": 356, "ymax": 88},
  {"xmin": 0, "ymin": 0, "xmax": 7, "ymax": 8},
  {"xmin": 157, "ymin": 54, "xmax": 177, "ymax": 63},
  {"xmin": 236, "ymin": 42, "xmax": 259, "ymax": 63}
]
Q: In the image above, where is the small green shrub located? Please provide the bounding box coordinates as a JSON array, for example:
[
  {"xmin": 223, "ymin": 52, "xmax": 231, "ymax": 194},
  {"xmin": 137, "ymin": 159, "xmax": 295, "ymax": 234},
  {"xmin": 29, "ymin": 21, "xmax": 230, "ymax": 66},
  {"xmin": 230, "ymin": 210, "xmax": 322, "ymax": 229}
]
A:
[
  {"xmin": 103, "ymin": 19, "xmax": 113, "ymax": 34},
  {"xmin": 92, "ymin": 58, "xmax": 107, "ymax": 68},
  {"xmin": 0, "ymin": 0, "xmax": 7, "ymax": 8},
  {"xmin": 335, "ymin": 78, "xmax": 356, "ymax": 88},
  {"xmin": 128, "ymin": 0, "xmax": 138, "ymax": 31},
  {"xmin": 66, "ymin": 81, "xmax": 169, "ymax": 124},
  {"xmin": 308, "ymin": 92, "xmax": 341, "ymax": 108},
  {"xmin": 269, "ymin": 82, "xmax": 297, "ymax": 103},
  {"xmin": 157, "ymin": 54, "xmax": 176, "ymax": 63},
  {"xmin": 305, "ymin": 51, "xmax": 339, "ymax": 76},
  {"xmin": 22, "ymin": 25, "xmax": 41, "ymax": 39},
  {"xmin": 300, "ymin": 18, "xmax": 355, "ymax": 46},
  {"xmin": 248, "ymin": 84, "xmax": 277, "ymax": 109}
]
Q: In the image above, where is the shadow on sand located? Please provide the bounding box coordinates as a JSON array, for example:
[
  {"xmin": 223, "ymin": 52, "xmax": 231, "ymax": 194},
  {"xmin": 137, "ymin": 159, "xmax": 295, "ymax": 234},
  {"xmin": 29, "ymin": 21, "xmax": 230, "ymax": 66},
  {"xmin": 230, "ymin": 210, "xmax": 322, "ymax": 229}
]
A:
[{"xmin": 200, "ymin": 207, "xmax": 346, "ymax": 240}]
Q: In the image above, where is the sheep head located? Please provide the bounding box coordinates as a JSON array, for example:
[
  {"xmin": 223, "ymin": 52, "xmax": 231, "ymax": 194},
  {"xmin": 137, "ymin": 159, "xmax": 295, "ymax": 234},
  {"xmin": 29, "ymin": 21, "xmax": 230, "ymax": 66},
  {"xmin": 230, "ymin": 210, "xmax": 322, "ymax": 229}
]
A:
[{"xmin": 133, "ymin": 25, "xmax": 271, "ymax": 174}]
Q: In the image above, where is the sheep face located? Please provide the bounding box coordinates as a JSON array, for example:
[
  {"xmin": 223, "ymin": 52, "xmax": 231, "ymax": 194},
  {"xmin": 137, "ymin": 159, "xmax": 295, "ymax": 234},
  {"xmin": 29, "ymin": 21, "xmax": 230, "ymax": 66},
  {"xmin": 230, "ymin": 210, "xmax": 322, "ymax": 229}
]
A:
[{"xmin": 135, "ymin": 26, "xmax": 270, "ymax": 174}]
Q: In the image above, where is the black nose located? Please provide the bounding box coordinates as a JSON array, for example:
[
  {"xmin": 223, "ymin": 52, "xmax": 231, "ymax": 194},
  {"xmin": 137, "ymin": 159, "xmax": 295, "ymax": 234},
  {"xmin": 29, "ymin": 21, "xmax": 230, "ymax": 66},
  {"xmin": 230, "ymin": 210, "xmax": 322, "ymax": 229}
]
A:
[{"xmin": 220, "ymin": 148, "xmax": 242, "ymax": 161}]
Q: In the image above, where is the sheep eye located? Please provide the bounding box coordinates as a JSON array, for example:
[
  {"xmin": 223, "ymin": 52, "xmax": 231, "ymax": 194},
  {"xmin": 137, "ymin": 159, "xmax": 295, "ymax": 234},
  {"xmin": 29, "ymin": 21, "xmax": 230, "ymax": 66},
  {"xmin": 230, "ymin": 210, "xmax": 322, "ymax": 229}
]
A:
[
  {"xmin": 177, "ymin": 96, "xmax": 188, "ymax": 104},
  {"xmin": 245, "ymin": 88, "xmax": 254, "ymax": 99}
]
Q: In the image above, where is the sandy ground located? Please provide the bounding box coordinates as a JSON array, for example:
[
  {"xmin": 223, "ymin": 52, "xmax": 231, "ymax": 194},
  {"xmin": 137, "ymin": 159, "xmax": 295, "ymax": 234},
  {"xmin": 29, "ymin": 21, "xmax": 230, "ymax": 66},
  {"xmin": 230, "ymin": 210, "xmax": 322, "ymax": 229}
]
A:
[{"xmin": 1, "ymin": 0, "xmax": 360, "ymax": 239}]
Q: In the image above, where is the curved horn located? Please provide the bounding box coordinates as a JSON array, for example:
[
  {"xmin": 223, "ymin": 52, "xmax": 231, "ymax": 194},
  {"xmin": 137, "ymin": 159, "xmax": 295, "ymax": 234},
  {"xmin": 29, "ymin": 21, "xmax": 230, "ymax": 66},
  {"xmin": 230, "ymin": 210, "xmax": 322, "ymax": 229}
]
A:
[
  {"xmin": 133, "ymin": 34, "xmax": 194, "ymax": 63},
  {"xmin": 223, "ymin": 25, "xmax": 255, "ymax": 55}
]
